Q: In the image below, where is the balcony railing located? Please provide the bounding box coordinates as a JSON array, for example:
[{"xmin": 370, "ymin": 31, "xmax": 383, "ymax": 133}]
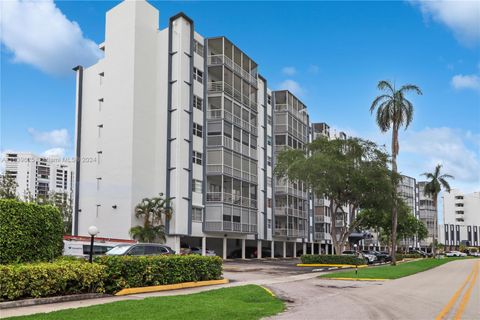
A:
[
  {"xmin": 315, "ymin": 232, "xmax": 331, "ymax": 240},
  {"xmin": 273, "ymin": 207, "xmax": 307, "ymax": 218},
  {"xmin": 207, "ymin": 136, "xmax": 258, "ymax": 160},
  {"xmin": 206, "ymin": 192, "xmax": 257, "ymax": 208},
  {"xmin": 204, "ymin": 220, "xmax": 257, "ymax": 234},
  {"xmin": 207, "ymin": 81, "xmax": 257, "ymax": 111},
  {"xmin": 274, "ymin": 103, "xmax": 309, "ymax": 123},
  {"xmin": 207, "ymin": 110, "xmax": 258, "ymax": 135},
  {"xmin": 274, "ymin": 186, "xmax": 308, "ymax": 199},
  {"xmin": 208, "ymin": 55, "xmax": 258, "ymax": 86}
]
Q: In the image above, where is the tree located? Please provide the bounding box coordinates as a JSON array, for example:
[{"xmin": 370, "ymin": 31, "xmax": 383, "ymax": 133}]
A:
[
  {"xmin": 129, "ymin": 193, "xmax": 172, "ymax": 243},
  {"xmin": 0, "ymin": 174, "xmax": 18, "ymax": 199},
  {"xmin": 275, "ymin": 137, "xmax": 395, "ymax": 255},
  {"xmin": 370, "ymin": 80, "xmax": 422, "ymax": 264},
  {"xmin": 422, "ymin": 164, "xmax": 454, "ymax": 256}
]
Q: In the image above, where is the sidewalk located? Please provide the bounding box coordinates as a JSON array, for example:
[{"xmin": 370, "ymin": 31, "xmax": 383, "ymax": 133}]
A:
[{"xmin": 1, "ymin": 271, "xmax": 320, "ymax": 318}]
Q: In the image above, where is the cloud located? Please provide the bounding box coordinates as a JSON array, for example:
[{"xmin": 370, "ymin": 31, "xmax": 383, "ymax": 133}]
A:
[
  {"xmin": 282, "ymin": 67, "xmax": 297, "ymax": 76},
  {"xmin": 278, "ymin": 79, "xmax": 305, "ymax": 97},
  {"xmin": 43, "ymin": 148, "xmax": 66, "ymax": 158},
  {"xmin": 410, "ymin": 0, "xmax": 480, "ymax": 46},
  {"xmin": 451, "ymin": 74, "xmax": 480, "ymax": 92},
  {"xmin": 28, "ymin": 128, "xmax": 70, "ymax": 147},
  {"xmin": 400, "ymin": 127, "xmax": 480, "ymax": 191},
  {"xmin": 0, "ymin": 0, "xmax": 103, "ymax": 75}
]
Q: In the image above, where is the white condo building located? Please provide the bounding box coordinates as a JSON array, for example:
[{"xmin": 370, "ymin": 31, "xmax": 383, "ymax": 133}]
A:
[
  {"xmin": 73, "ymin": 0, "xmax": 326, "ymax": 257},
  {"xmin": 439, "ymin": 190, "xmax": 480, "ymax": 248},
  {"xmin": 3, "ymin": 152, "xmax": 74, "ymax": 201}
]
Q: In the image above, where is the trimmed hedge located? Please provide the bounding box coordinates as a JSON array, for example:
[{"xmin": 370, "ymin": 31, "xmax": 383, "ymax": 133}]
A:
[
  {"xmin": 0, "ymin": 260, "xmax": 106, "ymax": 301},
  {"xmin": 0, "ymin": 199, "xmax": 64, "ymax": 264},
  {"xmin": 95, "ymin": 255, "xmax": 223, "ymax": 293},
  {"xmin": 396, "ymin": 253, "xmax": 424, "ymax": 261},
  {"xmin": 301, "ymin": 254, "xmax": 366, "ymax": 265}
]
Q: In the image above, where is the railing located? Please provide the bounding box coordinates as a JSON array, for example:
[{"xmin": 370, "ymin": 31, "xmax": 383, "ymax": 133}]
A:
[
  {"xmin": 207, "ymin": 81, "xmax": 257, "ymax": 112},
  {"xmin": 204, "ymin": 220, "xmax": 257, "ymax": 234},
  {"xmin": 274, "ymin": 103, "xmax": 309, "ymax": 123},
  {"xmin": 207, "ymin": 55, "xmax": 258, "ymax": 86},
  {"xmin": 206, "ymin": 192, "xmax": 257, "ymax": 208},
  {"xmin": 315, "ymin": 232, "xmax": 331, "ymax": 240}
]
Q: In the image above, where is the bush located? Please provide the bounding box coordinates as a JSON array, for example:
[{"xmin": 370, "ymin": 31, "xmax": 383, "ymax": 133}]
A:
[
  {"xmin": 301, "ymin": 254, "xmax": 366, "ymax": 265},
  {"xmin": 95, "ymin": 255, "xmax": 223, "ymax": 293},
  {"xmin": 0, "ymin": 199, "xmax": 64, "ymax": 264},
  {"xmin": 0, "ymin": 260, "xmax": 106, "ymax": 301}
]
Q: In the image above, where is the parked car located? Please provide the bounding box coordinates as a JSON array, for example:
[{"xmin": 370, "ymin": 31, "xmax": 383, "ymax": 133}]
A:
[
  {"xmin": 106, "ymin": 243, "xmax": 175, "ymax": 256},
  {"xmin": 342, "ymin": 250, "xmax": 373, "ymax": 264},
  {"xmin": 362, "ymin": 250, "xmax": 390, "ymax": 263},
  {"xmin": 408, "ymin": 249, "xmax": 432, "ymax": 257},
  {"xmin": 229, "ymin": 247, "xmax": 272, "ymax": 258},
  {"xmin": 190, "ymin": 247, "xmax": 217, "ymax": 257},
  {"xmin": 445, "ymin": 251, "xmax": 467, "ymax": 257}
]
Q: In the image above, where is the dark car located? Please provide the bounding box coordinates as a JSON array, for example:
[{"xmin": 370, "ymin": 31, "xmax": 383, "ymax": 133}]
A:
[
  {"xmin": 106, "ymin": 243, "xmax": 175, "ymax": 256},
  {"xmin": 362, "ymin": 250, "xmax": 391, "ymax": 263},
  {"xmin": 229, "ymin": 247, "xmax": 272, "ymax": 258},
  {"xmin": 408, "ymin": 249, "xmax": 432, "ymax": 257}
]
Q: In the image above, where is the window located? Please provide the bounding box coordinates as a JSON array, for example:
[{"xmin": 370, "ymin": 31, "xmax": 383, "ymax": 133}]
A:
[
  {"xmin": 267, "ymin": 135, "xmax": 272, "ymax": 146},
  {"xmin": 194, "ymin": 40, "xmax": 204, "ymax": 57},
  {"xmin": 267, "ymin": 95, "xmax": 272, "ymax": 105},
  {"xmin": 193, "ymin": 123, "xmax": 203, "ymax": 138},
  {"xmin": 192, "ymin": 207, "xmax": 203, "ymax": 222},
  {"xmin": 193, "ymin": 151, "xmax": 202, "ymax": 165},
  {"xmin": 267, "ymin": 198, "xmax": 272, "ymax": 208},
  {"xmin": 192, "ymin": 179, "xmax": 202, "ymax": 193},
  {"xmin": 194, "ymin": 95, "xmax": 203, "ymax": 111},
  {"xmin": 267, "ymin": 218, "xmax": 272, "ymax": 229},
  {"xmin": 193, "ymin": 67, "xmax": 203, "ymax": 84},
  {"xmin": 267, "ymin": 156, "xmax": 272, "ymax": 167},
  {"xmin": 267, "ymin": 115, "xmax": 272, "ymax": 126}
]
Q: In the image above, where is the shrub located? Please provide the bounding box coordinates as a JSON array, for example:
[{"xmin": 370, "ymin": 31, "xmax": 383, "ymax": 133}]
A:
[
  {"xmin": 396, "ymin": 253, "xmax": 423, "ymax": 261},
  {"xmin": 0, "ymin": 260, "xmax": 106, "ymax": 301},
  {"xmin": 95, "ymin": 255, "xmax": 223, "ymax": 293},
  {"xmin": 301, "ymin": 254, "xmax": 366, "ymax": 265},
  {"xmin": 0, "ymin": 199, "xmax": 64, "ymax": 264}
]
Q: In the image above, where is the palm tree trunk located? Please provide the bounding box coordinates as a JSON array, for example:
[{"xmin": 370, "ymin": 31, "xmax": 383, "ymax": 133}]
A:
[
  {"xmin": 432, "ymin": 194, "xmax": 438, "ymax": 257},
  {"xmin": 390, "ymin": 125, "xmax": 399, "ymax": 265}
]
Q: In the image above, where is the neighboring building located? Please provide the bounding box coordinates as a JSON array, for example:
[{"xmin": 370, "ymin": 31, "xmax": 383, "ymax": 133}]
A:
[
  {"xmin": 74, "ymin": 0, "xmax": 318, "ymax": 257},
  {"xmin": 439, "ymin": 190, "xmax": 480, "ymax": 249},
  {"xmin": 3, "ymin": 152, "xmax": 74, "ymax": 202},
  {"xmin": 417, "ymin": 181, "xmax": 436, "ymax": 249},
  {"xmin": 398, "ymin": 175, "xmax": 419, "ymax": 248}
]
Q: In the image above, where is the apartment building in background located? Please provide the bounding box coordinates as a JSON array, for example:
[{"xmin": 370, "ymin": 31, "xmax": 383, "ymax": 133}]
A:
[
  {"xmin": 417, "ymin": 181, "xmax": 437, "ymax": 248},
  {"xmin": 439, "ymin": 190, "xmax": 480, "ymax": 249},
  {"xmin": 3, "ymin": 152, "xmax": 74, "ymax": 202},
  {"xmin": 398, "ymin": 175, "xmax": 419, "ymax": 248},
  {"xmin": 73, "ymin": 0, "xmax": 324, "ymax": 257}
]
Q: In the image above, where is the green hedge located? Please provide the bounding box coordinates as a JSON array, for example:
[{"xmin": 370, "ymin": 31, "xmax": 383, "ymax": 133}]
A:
[
  {"xmin": 0, "ymin": 260, "xmax": 106, "ymax": 301},
  {"xmin": 0, "ymin": 199, "xmax": 64, "ymax": 264},
  {"xmin": 301, "ymin": 254, "xmax": 366, "ymax": 265},
  {"xmin": 396, "ymin": 253, "xmax": 424, "ymax": 261},
  {"xmin": 95, "ymin": 255, "xmax": 223, "ymax": 293}
]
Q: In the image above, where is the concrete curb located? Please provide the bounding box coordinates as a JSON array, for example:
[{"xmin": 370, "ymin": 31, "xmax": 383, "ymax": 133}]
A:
[
  {"xmin": 324, "ymin": 277, "xmax": 389, "ymax": 281},
  {"xmin": 0, "ymin": 293, "xmax": 108, "ymax": 310},
  {"xmin": 115, "ymin": 279, "xmax": 230, "ymax": 296},
  {"xmin": 297, "ymin": 263, "xmax": 368, "ymax": 268}
]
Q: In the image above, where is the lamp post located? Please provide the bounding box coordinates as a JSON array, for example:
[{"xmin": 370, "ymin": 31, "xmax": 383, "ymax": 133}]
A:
[{"xmin": 88, "ymin": 226, "xmax": 99, "ymax": 263}]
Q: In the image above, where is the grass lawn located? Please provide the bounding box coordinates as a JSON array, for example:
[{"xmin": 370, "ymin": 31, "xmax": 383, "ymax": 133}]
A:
[
  {"xmin": 7, "ymin": 285, "xmax": 284, "ymax": 320},
  {"xmin": 320, "ymin": 257, "xmax": 476, "ymax": 280}
]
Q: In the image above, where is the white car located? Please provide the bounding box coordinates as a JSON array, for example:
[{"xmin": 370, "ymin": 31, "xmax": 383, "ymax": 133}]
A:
[{"xmin": 445, "ymin": 251, "xmax": 467, "ymax": 257}]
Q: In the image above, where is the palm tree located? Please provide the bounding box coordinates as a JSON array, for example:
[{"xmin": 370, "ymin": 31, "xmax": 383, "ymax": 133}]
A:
[
  {"xmin": 370, "ymin": 80, "xmax": 422, "ymax": 265},
  {"xmin": 129, "ymin": 193, "xmax": 172, "ymax": 243},
  {"xmin": 422, "ymin": 164, "xmax": 454, "ymax": 256}
]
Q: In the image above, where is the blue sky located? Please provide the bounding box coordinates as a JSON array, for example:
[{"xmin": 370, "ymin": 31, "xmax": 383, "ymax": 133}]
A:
[{"xmin": 1, "ymin": 0, "xmax": 479, "ymax": 193}]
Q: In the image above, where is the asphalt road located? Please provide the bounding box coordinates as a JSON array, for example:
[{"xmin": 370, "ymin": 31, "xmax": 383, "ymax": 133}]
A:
[{"xmin": 267, "ymin": 258, "xmax": 480, "ymax": 320}]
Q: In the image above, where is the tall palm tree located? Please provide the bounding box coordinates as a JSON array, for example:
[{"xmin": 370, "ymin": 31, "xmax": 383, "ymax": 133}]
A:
[
  {"xmin": 422, "ymin": 164, "xmax": 454, "ymax": 256},
  {"xmin": 129, "ymin": 193, "xmax": 172, "ymax": 243},
  {"xmin": 370, "ymin": 80, "xmax": 422, "ymax": 265}
]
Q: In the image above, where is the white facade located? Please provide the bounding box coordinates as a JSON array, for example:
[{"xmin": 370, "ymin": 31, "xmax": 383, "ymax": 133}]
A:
[
  {"xmin": 439, "ymin": 190, "xmax": 480, "ymax": 248},
  {"xmin": 3, "ymin": 152, "xmax": 74, "ymax": 201},
  {"xmin": 74, "ymin": 0, "xmax": 316, "ymax": 257},
  {"xmin": 417, "ymin": 181, "xmax": 436, "ymax": 247}
]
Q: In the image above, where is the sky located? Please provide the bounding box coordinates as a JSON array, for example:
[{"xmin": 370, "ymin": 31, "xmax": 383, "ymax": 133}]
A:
[{"xmin": 1, "ymin": 0, "xmax": 479, "ymax": 196}]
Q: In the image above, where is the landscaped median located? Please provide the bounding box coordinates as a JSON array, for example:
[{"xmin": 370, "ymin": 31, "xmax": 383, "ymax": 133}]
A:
[
  {"xmin": 4, "ymin": 285, "xmax": 284, "ymax": 320},
  {"xmin": 0, "ymin": 255, "xmax": 224, "ymax": 302},
  {"xmin": 320, "ymin": 257, "xmax": 475, "ymax": 280},
  {"xmin": 297, "ymin": 254, "xmax": 367, "ymax": 268}
]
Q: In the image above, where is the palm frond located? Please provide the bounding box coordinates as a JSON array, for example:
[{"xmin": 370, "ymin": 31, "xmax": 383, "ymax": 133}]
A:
[
  {"xmin": 400, "ymin": 84, "xmax": 422, "ymax": 96},
  {"xmin": 377, "ymin": 80, "xmax": 394, "ymax": 93}
]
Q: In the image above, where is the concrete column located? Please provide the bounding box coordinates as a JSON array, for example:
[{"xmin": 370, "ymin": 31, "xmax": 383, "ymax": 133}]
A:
[
  {"xmin": 310, "ymin": 242, "xmax": 314, "ymax": 254},
  {"xmin": 303, "ymin": 242, "xmax": 307, "ymax": 255},
  {"xmin": 283, "ymin": 241, "xmax": 287, "ymax": 258},
  {"xmin": 326, "ymin": 243, "xmax": 329, "ymax": 255},
  {"xmin": 257, "ymin": 240, "xmax": 262, "ymax": 259},
  {"xmin": 271, "ymin": 241, "xmax": 275, "ymax": 258},
  {"xmin": 202, "ymin": 237, "xmax": 207, "ymax": 256},
  {"xmin": 293, "ymin": 242, "xmax": 297, "ymax": 258},
  {"xmin": 241, "ymin": 239, "xmax": 246, "ymax": 259},
  {"xmin": 222, "ymin": 237, "xmax": 227, "ymax": 260},
  {"xmin": 172, "ymin": 236, "xmax": 181, "ymax": 254},
  {"xmin": 318, "ymin": 243, "xmax": 322, "ymax": 255}
]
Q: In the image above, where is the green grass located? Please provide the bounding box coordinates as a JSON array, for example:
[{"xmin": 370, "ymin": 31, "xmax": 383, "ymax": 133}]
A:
[
  {"xmin": 320, "ymin": 257, "xmax": 476, "ymax": 280},
  {"xmin": 7, "ymin": 285, "xmax": 284, "ymax": 320}
]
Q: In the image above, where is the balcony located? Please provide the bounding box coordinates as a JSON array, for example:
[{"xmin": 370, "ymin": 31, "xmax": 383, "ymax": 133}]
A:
[
  {"xmin": 274, "ymin": 185, "xmax": 308, "ymax": 199},
  {"xmin": 207, "ymin": 55, "xmax": 258, "ymax": 86},
  {"xmin": 204, "ymin": 220, "xmax": 257, "ymax": 234},
  {"xmin": 274, "ymin": 207, "xmax": 307, "ymax": 218},
  {"xmin": 274, "ymin": 103, "xmax": 308, "ymax": 124},
  {"xmin": 314, "ymin": 215, "xmax": 331, "ymax": 223},
  {"xmin": 206, "ymin": 192, "xmax": 257, "ymax": 208},
  {"xmin": 315, "ymin": 232, "xmax": 332, "ymax": 241},
  {"xmin": 206, "ymin": 110, "xmax": 258, "ymax": 135},
  {"xmin": 207, "ymin": 136, "xmax": 258, "ymax": 160},
  {"xmin": 207, "ymin": 81, "xmax": 257, "ymax": 111}
]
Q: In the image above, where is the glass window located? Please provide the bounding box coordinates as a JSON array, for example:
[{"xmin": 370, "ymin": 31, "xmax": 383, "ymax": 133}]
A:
[
  {"xmin": 193, "ymin": 151, "xmax": 202, "ymax": 165},
  {"xmin": 192, "ymin": 207, "xmax": 203, "ymax": 222},
  {"xmin": 193, "ymin": 123, "xmax": 203, "ymax": 138},
  {"xmin": 194, "ymin": 40, "xmax": 204, "ymax": 57},
  {"xmin": 193, "ymin": 95, "xmax": 203, "ymax": 111},
  {"xmin": 267, "ymin": 135, "xmax": 272, "ymax": 146},
  {"xmin": 192, "ymin": 179, "xmax": 202, "ymax": 193},
  {"xmin": 193, "ymin": 67, "xmax": 203, "ymax": 84}
]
